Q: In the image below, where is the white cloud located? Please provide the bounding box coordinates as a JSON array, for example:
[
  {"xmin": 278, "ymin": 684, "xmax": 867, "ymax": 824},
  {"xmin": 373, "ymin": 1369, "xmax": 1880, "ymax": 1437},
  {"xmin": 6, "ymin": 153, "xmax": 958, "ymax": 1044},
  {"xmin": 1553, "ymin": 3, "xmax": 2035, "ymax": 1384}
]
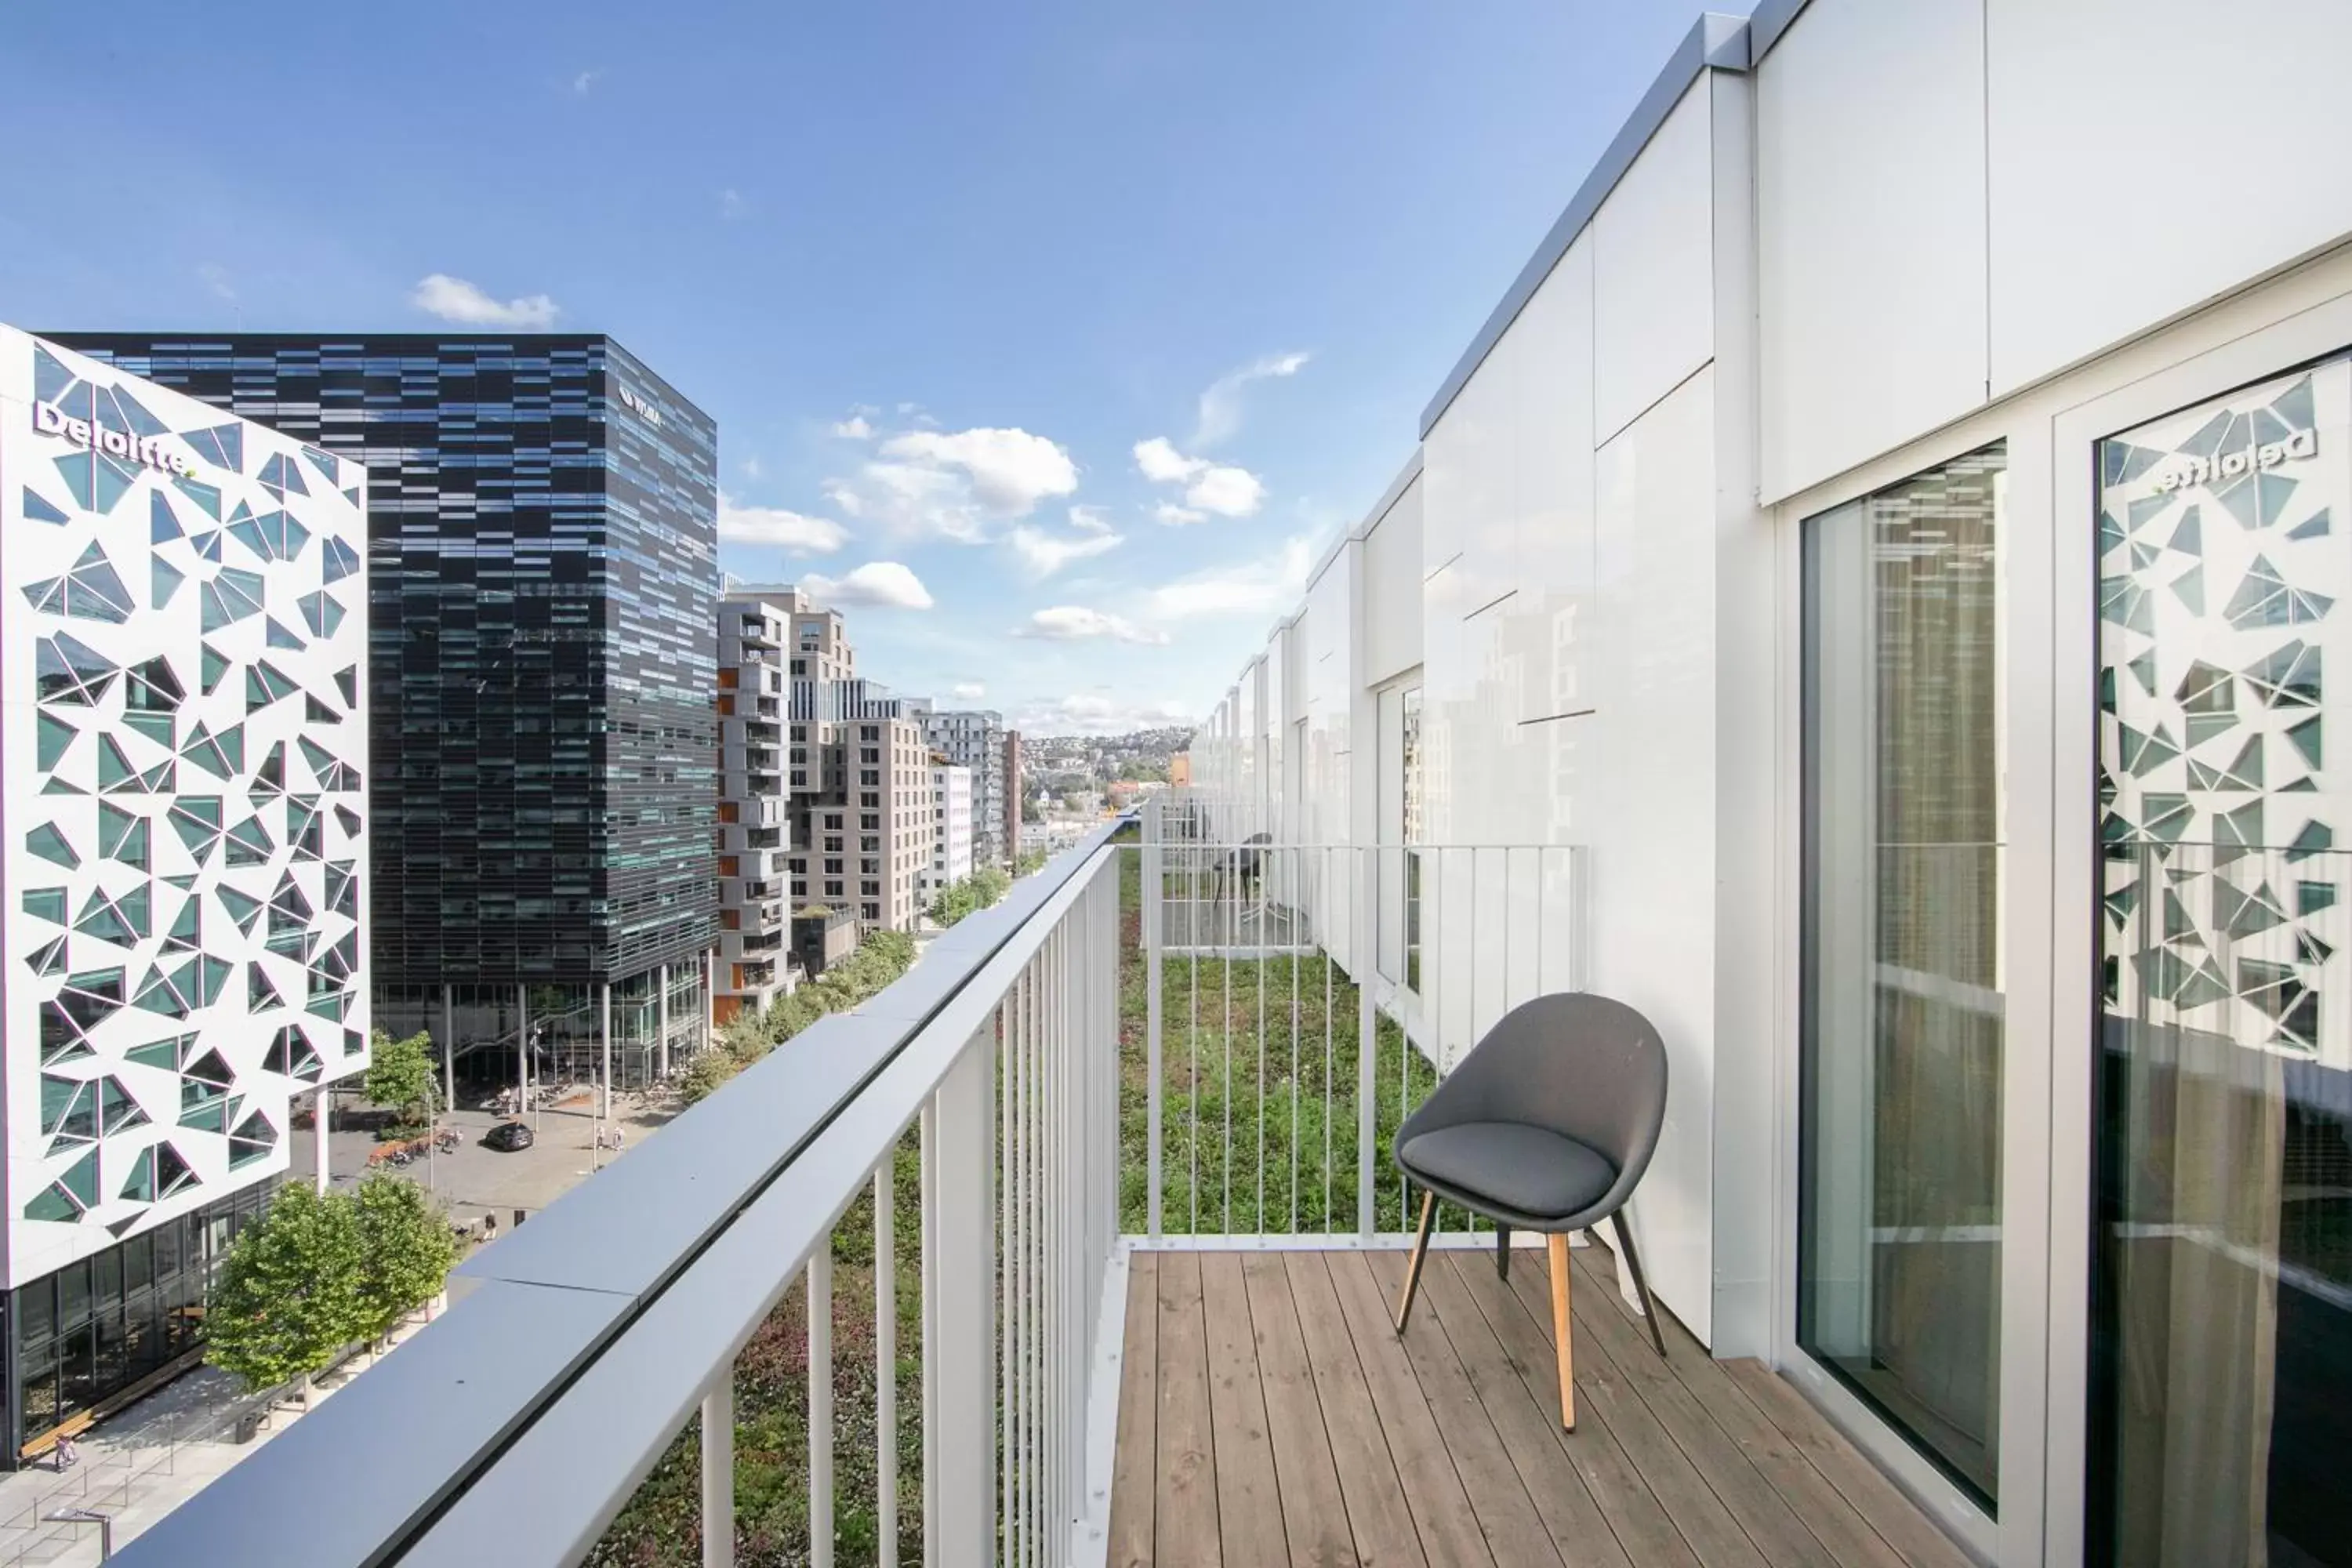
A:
[
  {"xmin": 198, "ymin": 263, "xmax": 235, "ymax": 303},
  {"xmin": 1131, "ymin": 437, "xmax": 1264, "ymax": 517},
  {"xmin": 717, "ymin": 495, "xmax": 846, "ymax": 554},
  {"xmin": 1008, "ymin": 522, "xmax": 1123, "ymax": 578},
  {"xmin": 1145, "ymin": 536, "xmax": 1315, "ymax": 619},
  {"xmin": 829, "ymin": 423, "xmax": 1080, "ymax": 544},
  {"xmin": 1014, "ymin": 692, "xmax": 1194, "ymax": 736},
  {"xmin": 1018, "ymin": 606, "xmax": 1168, "ymax": 645},
  {"xmin": 1067, "ymin": 505, "xmax": 1114, "ymax": 535},
  {"xmin": 740, "ymin": 456, "xmax": 764, "ymax": 480},
  {"xmin": 1184, "ymin": 464, "xmax": 1265, "ymax": 517},
  {"xmin": 952, "ymin": 681, "xmax": 987, "ymax": 701},
  {"xmin": 1153, "ymin": 503, "xmax": 1207, "ymax": 527},
  {"xmin": 411, "ymin": 274, "xmax": 561, "ymax": 329},
  {"xmin": 880, "ymin": 427, "xmax": 1077, "ymax": 514},
  {"xmin": 1192, "ymin": 350, "xmax": 1309, "ymax": 448},
  {"xmin": 719, "ymin": 188, "xmax": 748, "ymax": 220},
  {"xmin": 1134, "ymin": 437, "xmax": 1198, "ymax": 485},
  {"xmin": 803, "ymin": 561, "xmax": 935, "ymax": 610},
  {"xmin": 573, "ymin": 68, "xmax": 602, "ymax": 95}
]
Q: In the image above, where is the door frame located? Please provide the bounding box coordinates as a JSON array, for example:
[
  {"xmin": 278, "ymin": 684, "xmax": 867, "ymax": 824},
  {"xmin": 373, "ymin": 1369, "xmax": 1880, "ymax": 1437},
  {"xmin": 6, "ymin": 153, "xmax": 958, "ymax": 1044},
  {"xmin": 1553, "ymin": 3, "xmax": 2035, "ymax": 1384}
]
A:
[{"xmin": 1772, "ymin": 241, "xmax": 2352, "ymax": 1567}]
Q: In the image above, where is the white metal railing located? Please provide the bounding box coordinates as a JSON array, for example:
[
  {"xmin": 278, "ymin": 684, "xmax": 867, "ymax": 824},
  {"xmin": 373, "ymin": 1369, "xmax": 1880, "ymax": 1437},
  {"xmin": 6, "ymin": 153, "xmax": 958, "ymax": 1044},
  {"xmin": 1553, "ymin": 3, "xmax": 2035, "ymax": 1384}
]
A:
[
  {"xmin": 111, "ymin": 811, "xmax": 1600, "ymax": 1566},
  {"xmin": 116, "ymin": 825, "xmax": 1127, "ymax": 1568}
]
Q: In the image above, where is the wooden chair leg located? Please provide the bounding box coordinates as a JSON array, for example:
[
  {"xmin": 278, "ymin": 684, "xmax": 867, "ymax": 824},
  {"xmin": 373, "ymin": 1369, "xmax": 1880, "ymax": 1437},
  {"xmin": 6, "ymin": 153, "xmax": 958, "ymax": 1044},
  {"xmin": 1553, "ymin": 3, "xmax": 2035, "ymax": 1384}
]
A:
[
  {"xmin": 1394, "ymin": 1190, "xmax": 1436, "ymax": 1333},
  {"xmin": 1610, "ymin": 1210, "xmax": 1668, "ymax": 1359},
  {"xmin": 1497, "ymin": 1223, "xmax": 1510, "ymax": 1280},
  {"xmin": 1546, "ymin": 1233, "xmax": 1576, "ymax": 1432}
]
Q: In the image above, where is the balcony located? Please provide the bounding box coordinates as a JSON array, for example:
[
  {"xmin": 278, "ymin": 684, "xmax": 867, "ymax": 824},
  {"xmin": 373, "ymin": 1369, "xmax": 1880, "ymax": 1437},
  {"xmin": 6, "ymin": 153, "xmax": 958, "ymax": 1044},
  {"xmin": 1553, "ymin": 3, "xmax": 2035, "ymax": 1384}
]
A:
[{"xmin": 122, "ymin": 820, "xmax": 1964, "ymax": 1568}]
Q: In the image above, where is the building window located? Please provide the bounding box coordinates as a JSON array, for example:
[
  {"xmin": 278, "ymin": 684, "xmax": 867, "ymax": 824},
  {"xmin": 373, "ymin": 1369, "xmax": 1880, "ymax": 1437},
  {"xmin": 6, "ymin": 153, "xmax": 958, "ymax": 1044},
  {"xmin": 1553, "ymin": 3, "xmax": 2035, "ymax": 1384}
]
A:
[
  {"xmin": 862, "ymin": 903, "xmax": 880, "ymax": 921},
  {"xmin": 1799, "ymin": 442, "xmax": 2005, "ymax": 1508},
  {"xmin": 825, "ymin": 880, "xmax": 844, "ymax": 898}
]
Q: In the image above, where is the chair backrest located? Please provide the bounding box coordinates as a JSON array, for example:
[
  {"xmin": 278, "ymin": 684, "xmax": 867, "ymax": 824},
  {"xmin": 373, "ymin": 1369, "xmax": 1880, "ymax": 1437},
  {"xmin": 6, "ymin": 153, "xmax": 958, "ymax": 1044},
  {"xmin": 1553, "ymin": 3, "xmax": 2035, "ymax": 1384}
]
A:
[{"xmin": 1406, "ymin": 992, "xmax": 1670, "ymax": 1184}]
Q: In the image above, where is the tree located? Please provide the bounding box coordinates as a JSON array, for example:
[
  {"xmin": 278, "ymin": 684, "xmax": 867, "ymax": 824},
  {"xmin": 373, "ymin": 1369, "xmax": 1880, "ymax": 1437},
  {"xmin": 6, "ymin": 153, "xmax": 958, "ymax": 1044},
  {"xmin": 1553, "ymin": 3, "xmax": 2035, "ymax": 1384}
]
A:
[
  {"xmin": 364, "ymin": 1027, "xmax": 439, "ymax": 1132},
  {"xmin": 1022, "ymin": 800, "xmax": 1044, "ymax": 826},
  {"xmin": 353, "ymin": 1174, "xmax": 458, "ymax": 1346},
  {"xmin": 206, "ymin": 1183, "xmax": 366, "ymax": 1403}
]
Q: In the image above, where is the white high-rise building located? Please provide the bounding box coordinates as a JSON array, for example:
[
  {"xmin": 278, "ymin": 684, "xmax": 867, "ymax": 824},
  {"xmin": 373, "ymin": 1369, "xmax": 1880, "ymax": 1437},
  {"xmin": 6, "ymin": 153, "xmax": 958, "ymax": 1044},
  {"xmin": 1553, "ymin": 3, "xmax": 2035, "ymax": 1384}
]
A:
[
  {"xmin": 922, "ymin": 763, "xmax": 975, "ymax": 910},
  {"xmin": 0, "ymin": 327, "xmax": 369, "ymax": 1459}
]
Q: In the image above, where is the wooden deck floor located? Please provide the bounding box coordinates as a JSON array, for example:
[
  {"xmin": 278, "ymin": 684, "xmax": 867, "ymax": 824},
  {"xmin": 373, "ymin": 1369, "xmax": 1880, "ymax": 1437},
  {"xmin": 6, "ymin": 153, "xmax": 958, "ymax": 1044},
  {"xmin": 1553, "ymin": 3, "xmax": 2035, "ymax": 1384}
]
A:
[{"xmin": 1108, "ymin": 1243, "xmax": 1973, "ymax": 1568}]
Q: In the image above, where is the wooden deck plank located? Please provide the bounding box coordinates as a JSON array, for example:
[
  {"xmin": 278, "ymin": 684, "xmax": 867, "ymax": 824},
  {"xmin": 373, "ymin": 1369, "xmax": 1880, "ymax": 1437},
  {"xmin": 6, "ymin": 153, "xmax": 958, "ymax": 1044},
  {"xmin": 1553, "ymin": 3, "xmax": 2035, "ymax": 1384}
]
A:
[
  {"xmin": 1413, "ymin": 1254, "xmax": 1651, "ymax": 1568},
  {"xmin": 1200, "ymin": 1254, "xmax": 1289, "ymax": 1568},
  {"xmin": 1564, "ymin": 1247, "xmax": 1907, "ymax": 1568},
  {"xmin": 1486, "ymin": 1250, "xmax": 1766, "ymax": 1568},
  {"xmin": 1116, "ymin": 1250, "xmax": 1966, "ymax": 1568},
  {"xmin": 1157, "ymin": 1252, "xmax": 1224, "ymax": 1568},
  {"xmin": 1360, "ymin": 1249, "xmax": 1605, "ymax": 1568},
  {"xmin": 1110, "ymin": 1253, "xmax": 1160, "ymax": 1568},
  {"xmin": 1441, "ymin": 1254, "xmax": 1705, "ymax": 1568},
  {"xmin": 1282, "ymin": 1250, "xmax": 1431, "ymax": 1568},
  {"xmin": 1240, "ymin": 1254, "xmax": 1359, "ymax": 1568},
  {"xmin": 1539, "ymin": 1251, "xmax": 1866, "ymax": 1568},
  {"xmin": 1722, "ymin": 1363, "xmax": 1975, "ymax": 1568},
  {"xmin": 1327, "ymin": 1250, "xmax": 1535, "ymax": 1568}
]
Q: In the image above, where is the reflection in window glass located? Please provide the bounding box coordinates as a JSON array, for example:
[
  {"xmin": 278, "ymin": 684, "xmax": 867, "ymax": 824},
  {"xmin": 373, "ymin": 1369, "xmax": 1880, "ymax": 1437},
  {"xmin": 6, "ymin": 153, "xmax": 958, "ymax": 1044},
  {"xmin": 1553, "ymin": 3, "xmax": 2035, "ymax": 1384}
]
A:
[
  {"xmin": 2092, "ymin": 356, "xmax": 2352, "ymax": 1566},
  {"xmin": 1801, "ymin": 444, "xmax": 2007, "ymax": 1508}
]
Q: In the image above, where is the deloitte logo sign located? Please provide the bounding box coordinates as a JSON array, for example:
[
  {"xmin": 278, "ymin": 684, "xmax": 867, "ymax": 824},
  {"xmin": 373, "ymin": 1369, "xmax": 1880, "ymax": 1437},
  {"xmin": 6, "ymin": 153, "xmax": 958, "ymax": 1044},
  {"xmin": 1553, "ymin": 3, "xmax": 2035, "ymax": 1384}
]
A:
[{"xmin": 33, "ymin": 401, "xmax": 198, "ymax": 477}]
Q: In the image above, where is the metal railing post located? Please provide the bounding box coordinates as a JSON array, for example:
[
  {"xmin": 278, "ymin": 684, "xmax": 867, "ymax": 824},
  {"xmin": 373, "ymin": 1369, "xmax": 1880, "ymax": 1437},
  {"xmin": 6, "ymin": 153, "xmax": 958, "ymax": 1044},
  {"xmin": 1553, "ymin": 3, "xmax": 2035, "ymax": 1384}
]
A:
[
  {"xmin": 1356, "ymin": 843, "xmax": 1377, "ymax": 1238},
  {"xmin": 702, "ymin": 1372, "xmax": 735, "ymax": 1568},
  {"xmin": 927, "ymin": 1032, "xmax": 997, "ymax": 1568},
  {"xmin": 1144, "ymin": 835, "xmax": 1163, "ymax": 1237},
  {"xmin": 809, "ymin": 1250, "xmax": 834, "ymax": 1568},
  {"xmin": 875, "ymin": 1162, "xmax": 899, "ymax": 1568}
]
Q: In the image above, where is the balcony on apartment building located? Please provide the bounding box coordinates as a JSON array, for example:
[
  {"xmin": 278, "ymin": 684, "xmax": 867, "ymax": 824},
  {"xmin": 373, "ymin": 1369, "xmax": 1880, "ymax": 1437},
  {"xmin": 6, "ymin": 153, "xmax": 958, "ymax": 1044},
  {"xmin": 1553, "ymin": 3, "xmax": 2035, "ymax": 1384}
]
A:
[{"xmin": 122, "ymin": 805, "xmax": 1965, "ymax": 1568}]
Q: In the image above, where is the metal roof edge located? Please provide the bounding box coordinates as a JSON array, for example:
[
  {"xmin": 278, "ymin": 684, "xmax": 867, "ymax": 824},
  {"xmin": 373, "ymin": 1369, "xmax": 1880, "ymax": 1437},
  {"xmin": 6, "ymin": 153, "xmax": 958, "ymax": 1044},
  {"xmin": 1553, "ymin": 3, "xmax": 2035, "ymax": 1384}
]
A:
[
  {"xmin": 1747, "ymin": 0, "xmax": 1813, "ymax": 64},
  {"xmin": 1417, "ymin": 9, "xmax": 1752, "ymax": 437}
]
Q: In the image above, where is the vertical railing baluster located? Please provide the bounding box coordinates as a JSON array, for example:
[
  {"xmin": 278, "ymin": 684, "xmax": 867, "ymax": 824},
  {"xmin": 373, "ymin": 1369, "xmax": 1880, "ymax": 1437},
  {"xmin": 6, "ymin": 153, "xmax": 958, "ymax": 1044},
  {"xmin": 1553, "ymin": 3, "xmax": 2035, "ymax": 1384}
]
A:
[
  {"xmin": 1145, "ymin": 840, "xmax": 1163, "ymax": 1238},
  {"xmin": 810, "ymin": 1248, "xmax": 834, "ymax": 1568},
  {"xmin": 1356, "ymin": 837, "xmax": 1377, "ymax": 1237},
  {"xmin": 875, "ymin": 1160, "xmax": 898, "ymax": 1568},
  {"xmin": 1223, "ymin": 860, "xmax": 1234, "ymax": 1236},
  {"xmin": 1325, "ymin": 845, "xmax": 1336, "ymax": 1232},
  {"xmin": 998, "ymin": 995, "xmax": 1014, "ymax": 1568},
  {"xmin": 1011, "ymin": 966, "xmax": 1030, "ymax": 1568},
  {"xmin": 1291, "ymin": 848, "xmax": 1301, "ymax": 1235},
  {"xmin": 929, "ymin": 1032, "xmax": 997, "ymax": 1568},
  {"xmin": 920, "ymin": 1098, "xmax": 938, "ymax": 1568},
  {"xmin": 702, "ymin": 1367, "xmax": 735, "ymax": 1568}
]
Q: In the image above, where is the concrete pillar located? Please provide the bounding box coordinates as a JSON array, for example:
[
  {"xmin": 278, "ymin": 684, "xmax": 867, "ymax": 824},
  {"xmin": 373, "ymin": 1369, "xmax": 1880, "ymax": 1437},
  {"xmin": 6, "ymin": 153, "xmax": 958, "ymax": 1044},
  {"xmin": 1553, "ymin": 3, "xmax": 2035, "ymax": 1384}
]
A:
[
  {"xmin": 517, "ymin": 984, "xmax": 531, "ymax": 1121},
  {"xmin": 600, "ymin": 980, "xmax": 613, "ymax": 1120},
  {"xmin": 657, "ymin": 962, "xmax": 671, "ymax": 1081},
  {"xmin": 314, "ymin": 1086, "xmax": 329, "ymax": 1193},
  {"xmin": 441, "ymin": 984, "xmax": 456, "ymax": 1114},
  {"xmin": 703, "ymin": 950, "xmax": 715, "ymax": 1055}
]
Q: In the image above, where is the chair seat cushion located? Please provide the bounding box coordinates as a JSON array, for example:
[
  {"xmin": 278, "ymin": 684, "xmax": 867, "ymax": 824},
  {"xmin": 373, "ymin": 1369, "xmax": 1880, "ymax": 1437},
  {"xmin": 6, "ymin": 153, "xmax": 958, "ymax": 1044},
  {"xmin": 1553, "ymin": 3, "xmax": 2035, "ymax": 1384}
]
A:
[{"xmin": 1398, "ymin": 1121, "xmax": 1617, "ymax": 1221}]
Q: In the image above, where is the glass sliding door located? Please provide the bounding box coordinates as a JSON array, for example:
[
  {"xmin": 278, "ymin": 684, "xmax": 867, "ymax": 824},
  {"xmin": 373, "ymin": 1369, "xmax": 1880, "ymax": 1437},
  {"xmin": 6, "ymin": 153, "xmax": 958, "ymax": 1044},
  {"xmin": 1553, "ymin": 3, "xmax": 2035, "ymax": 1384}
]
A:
[
  {"xmin": 2093, "ymin": 358, "xmax": 2352, "ymax": 1566},
  {"xmin": 1801, "ymin": 445, "xmax": 2009, "ymax": 1508}
]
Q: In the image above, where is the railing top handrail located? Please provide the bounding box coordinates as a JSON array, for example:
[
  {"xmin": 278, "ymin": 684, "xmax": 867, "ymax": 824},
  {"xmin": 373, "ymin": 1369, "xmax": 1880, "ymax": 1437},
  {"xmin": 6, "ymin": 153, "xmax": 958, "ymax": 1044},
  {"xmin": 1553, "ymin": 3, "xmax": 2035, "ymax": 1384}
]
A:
[{"xmin": 116, "ymin": 818, "xmax": 1133, "ymax": 1568}]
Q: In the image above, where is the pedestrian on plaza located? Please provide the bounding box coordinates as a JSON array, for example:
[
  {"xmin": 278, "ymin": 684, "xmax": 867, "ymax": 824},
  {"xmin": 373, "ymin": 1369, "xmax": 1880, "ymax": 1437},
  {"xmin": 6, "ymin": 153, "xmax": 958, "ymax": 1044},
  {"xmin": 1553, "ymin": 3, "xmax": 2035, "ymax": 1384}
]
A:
[
  {"xmin": 55, "ymin": 1433, "xmax": 76, "ymax": 1469},
  {"xmin": 482, "ymin": 1210, "xmax": 499, "ymax": 1242}
]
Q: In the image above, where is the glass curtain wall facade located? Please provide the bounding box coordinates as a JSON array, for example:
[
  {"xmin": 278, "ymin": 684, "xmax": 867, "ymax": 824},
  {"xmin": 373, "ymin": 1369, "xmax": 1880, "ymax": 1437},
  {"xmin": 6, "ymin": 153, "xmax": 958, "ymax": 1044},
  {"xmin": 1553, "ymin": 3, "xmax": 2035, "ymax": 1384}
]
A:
[
  {"xmin": 56, "ymin": 335, "xmax": 720, "ymax": 1087},
  {"xmin": 2093, "ymin": 357, "xmax": 2352, "ymax": 1565},
  {"xmin": 1800, "ymin": 445, "xmax": 2008, "ymax": 1507}
]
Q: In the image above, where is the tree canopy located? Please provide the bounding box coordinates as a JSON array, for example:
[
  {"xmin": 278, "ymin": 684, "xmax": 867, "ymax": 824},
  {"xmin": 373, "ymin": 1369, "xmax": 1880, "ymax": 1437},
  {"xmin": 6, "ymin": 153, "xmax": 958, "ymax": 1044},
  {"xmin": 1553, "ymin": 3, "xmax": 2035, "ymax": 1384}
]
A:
[
  {"xmin": 363, "ymin": 1027, "xmax": 439, "ymax": 1127},
  {"xmin": 205, "ymin": 1183, "xmax": 367, "ymax": 1392}
]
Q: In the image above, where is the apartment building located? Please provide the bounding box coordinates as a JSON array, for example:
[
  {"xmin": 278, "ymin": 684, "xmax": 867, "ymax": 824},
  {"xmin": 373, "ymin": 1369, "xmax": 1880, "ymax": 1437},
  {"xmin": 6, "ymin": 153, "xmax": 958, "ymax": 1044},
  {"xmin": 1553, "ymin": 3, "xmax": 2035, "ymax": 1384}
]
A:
[
  {"xmin": 909, "ymin": 705, "xmax": 1014, "ymax": 867},
  {"xmin": 921, "ymin": 762, "xmax": 975, "ymax": 909},
  {"xmin": 714, "ymin": 590, "xmax": 794, "ymax": 1025}
]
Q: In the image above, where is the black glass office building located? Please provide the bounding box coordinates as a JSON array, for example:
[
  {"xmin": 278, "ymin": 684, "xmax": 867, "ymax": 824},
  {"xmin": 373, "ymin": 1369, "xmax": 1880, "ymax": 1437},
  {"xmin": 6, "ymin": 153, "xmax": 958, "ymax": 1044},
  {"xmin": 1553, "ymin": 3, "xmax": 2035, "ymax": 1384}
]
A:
[{"xmin": 56, "ymin": 335, "xmax": 720, "ymax": 1086}]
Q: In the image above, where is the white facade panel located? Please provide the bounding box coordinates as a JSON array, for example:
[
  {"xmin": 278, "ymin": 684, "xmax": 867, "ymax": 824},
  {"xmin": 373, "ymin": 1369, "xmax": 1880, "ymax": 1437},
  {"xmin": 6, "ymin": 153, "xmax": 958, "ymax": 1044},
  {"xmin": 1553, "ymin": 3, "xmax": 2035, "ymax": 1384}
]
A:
[
  {"xmin": 1593, "ymin": 82, "xmax": 1716, "ymax": 446},
  {"xmin": 1986, "ymin": 0, "xmax": 2352, "ymax": 397},
  {"xmin": 1509, "ymin": 234, "xmax": 1598, "ymax": 739},
  {"xmin": 0, "ymin": 329, "xmax": 370, "ymax": 1287},
  {"xmin": 1757, "ymin": 0, "xmax": 1990, "ymax": 503},
  {"xmin": 1361, "ymin": 477, "xmax": 1424, "ymax": 688},
  {"xmin": 1586, "ymin": 365, "xmax": 1719, "ymax": 1340}
]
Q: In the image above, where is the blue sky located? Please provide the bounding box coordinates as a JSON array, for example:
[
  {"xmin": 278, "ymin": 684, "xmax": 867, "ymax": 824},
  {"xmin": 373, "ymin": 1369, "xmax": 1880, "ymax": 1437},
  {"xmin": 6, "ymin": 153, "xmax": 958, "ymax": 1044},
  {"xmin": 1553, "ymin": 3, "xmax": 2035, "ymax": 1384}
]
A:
[{"xmin": 2, "ymin": 0, "xmax": 1700, "ymax": 734}]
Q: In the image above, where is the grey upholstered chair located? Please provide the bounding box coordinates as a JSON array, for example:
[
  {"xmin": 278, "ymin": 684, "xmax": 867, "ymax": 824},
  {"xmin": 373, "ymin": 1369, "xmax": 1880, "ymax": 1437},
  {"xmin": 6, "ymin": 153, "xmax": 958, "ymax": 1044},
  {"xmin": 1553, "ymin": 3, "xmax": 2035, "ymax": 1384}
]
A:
[{"xmin": 1391, "ymin": 993, "xmax": 1670, "ymax": 1432}]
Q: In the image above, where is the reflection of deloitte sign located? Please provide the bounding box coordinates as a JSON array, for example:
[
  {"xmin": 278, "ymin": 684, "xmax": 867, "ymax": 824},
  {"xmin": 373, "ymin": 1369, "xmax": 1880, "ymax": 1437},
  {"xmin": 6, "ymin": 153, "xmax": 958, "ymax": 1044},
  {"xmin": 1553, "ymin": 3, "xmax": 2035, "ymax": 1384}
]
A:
[
  {"xmin": 32, "ymin": 401, "xmax": 197, "ymax": 477},
  {"xmin": 2156, "ymin": 427, "xmax": 2317, "ymax": 492}
]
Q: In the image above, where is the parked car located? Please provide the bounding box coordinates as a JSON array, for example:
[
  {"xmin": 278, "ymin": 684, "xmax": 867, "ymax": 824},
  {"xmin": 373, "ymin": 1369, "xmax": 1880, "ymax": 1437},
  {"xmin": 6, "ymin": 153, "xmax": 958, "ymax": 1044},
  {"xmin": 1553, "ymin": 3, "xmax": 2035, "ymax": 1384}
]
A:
[{"xmin": 484, "ymin": 1120, "xmax": 535, "ymax": 1153}]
